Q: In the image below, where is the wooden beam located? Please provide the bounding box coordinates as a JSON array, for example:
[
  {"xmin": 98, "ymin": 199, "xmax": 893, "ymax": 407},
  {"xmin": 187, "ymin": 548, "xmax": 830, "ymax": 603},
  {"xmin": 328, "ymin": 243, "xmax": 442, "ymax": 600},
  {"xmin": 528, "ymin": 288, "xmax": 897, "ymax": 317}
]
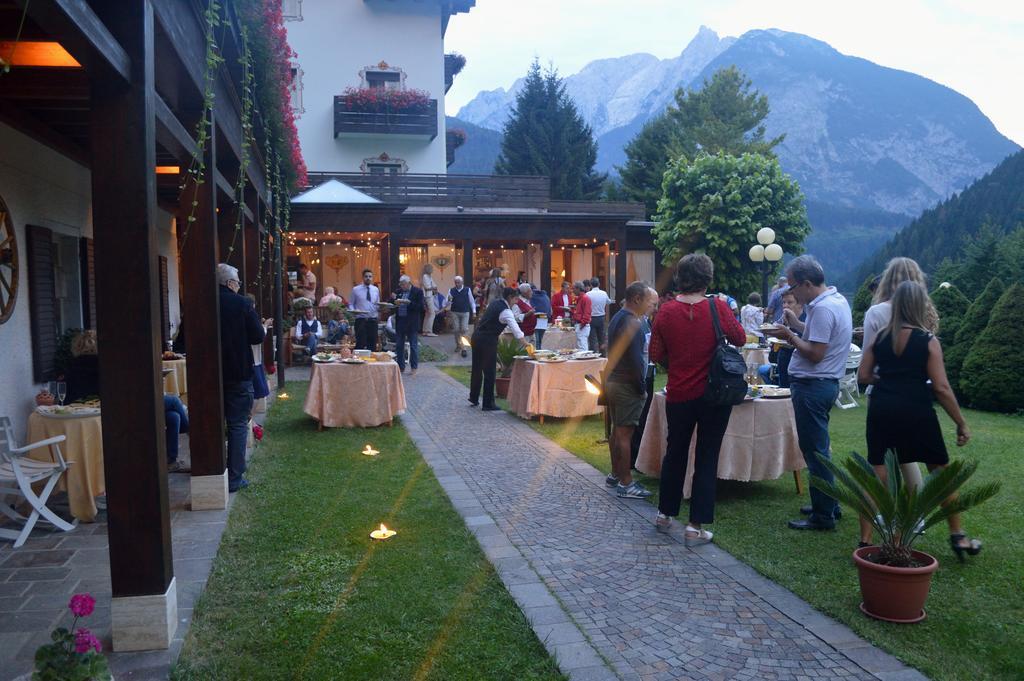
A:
[
  {"xmin": 181, "ymin": 109, "xmax": 226, "ymax": 479},
  {"xmin": 18, "ymin": 0, "xmax": 130, "ymax": 81},
  {"xmin": 154, "ymin": 93, "xmax": 196, "ymax": 161},
  {"xmin": 0, "ymin": 98, "xmax": 89, "ymax": 167},
  {"xmin": 89, "ymin": 0, "xmax": 173, "ymax": 600}
]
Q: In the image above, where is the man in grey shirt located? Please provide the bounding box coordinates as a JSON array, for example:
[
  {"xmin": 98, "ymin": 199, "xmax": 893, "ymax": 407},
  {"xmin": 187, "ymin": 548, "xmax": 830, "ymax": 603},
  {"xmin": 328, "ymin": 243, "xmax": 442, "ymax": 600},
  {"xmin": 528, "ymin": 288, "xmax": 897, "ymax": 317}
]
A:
[{"xmin": 765, "ymin": 255, "xmax": 852, "ymax": 531}]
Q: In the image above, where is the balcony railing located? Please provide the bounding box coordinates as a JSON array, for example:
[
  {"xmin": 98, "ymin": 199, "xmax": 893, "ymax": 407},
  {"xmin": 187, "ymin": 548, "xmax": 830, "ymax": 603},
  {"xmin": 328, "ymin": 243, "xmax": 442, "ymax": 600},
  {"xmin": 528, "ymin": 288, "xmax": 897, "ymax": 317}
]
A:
[{"xmin": 333, "ymin": 98, "xmax": 438, "ymax": 139}]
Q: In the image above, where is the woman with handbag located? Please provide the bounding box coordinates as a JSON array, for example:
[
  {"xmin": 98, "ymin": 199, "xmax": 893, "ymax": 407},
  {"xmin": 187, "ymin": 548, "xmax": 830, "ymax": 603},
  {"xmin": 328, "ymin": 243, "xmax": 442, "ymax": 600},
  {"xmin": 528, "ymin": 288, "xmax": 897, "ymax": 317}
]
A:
[{"xmin": 650, "ymin": 254, "xmax": 746, "ymax": 544}]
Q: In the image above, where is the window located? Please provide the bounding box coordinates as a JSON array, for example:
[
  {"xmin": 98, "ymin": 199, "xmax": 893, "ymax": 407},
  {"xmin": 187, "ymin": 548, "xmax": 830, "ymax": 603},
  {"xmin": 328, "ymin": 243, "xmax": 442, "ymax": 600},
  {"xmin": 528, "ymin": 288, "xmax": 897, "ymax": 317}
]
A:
[
  {"xmin": 282, "ymin": 0, "xmax": 302, "ymax": 21},
  {"xmin": 359, "ymin": 63, "xmax": 406, "ymax": 90},
  {"xmin": 366, "ymin": 71, "xmax": 401, "ymax": 90},
  {"xmin": 361, "ymin": 153, "xmax": 407, "ymax": 175},
  {"xmin": 289, "ymin": 63, "xmax": 304, "ymax": 115}
]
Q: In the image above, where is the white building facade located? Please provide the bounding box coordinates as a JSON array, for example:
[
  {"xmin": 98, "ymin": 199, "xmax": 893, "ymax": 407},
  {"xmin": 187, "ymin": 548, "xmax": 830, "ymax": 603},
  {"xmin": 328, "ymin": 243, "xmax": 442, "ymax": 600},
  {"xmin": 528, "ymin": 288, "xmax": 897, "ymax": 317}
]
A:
[{"xmin": 285, "ymin": 0, "xmax": 474, "ymax": 175}]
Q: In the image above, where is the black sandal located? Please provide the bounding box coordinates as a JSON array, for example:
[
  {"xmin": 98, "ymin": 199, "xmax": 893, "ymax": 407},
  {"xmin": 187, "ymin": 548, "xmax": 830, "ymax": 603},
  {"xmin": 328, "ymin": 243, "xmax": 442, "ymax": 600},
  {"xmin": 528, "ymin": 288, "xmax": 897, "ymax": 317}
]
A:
[{"xmin": 950, "ymin": 533, "xmax": 982, "ymax": 562}]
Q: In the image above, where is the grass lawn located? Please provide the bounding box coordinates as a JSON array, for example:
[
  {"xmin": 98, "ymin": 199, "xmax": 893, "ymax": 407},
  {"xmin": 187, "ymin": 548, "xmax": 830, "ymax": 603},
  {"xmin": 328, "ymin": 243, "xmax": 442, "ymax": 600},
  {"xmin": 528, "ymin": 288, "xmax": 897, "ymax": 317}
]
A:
[
  {"xmin": 172, "ymin": 382, "xmax": 564, "ymax": 681},
  {"xmin": 439, "ymin": 365, "xmax": 1023, "ymax": 681}
]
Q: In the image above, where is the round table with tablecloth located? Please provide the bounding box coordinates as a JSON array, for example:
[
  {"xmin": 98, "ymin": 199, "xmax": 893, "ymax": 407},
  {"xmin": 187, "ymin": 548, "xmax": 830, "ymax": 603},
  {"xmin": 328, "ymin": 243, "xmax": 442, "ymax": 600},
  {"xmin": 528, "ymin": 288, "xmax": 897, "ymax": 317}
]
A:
[
  {"xmin": 27, "ymin": 411, "xmax": 104, "ymax": 522},
  {"xmin": 507, "ymin": 357, "xmax": 605, "ymax": 421},
  {"xmin": 303, "ymin": 361, "xmax": 407, "ymax": 428},
  {"xmin": 635, "ymin": 392, "xmax": 805, "ymax": 498},
  {"xmin": 162, "ymin": 358, "xmax": 188, "ymax": 400}
]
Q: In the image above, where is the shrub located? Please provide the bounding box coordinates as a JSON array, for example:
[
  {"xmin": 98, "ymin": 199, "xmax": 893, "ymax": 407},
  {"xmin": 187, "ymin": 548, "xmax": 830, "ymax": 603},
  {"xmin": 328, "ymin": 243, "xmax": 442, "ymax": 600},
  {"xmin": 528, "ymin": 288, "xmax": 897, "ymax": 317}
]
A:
[
  {"xmin": 945, "ymin": 277, "xmax": 1004, "ymax": 394},
  {"xmin": 961, "ymin": 282, "xmax": 1024, "ymax": 412},
  {"xmin": 930, "ymin": 283, "xmax": 970, "ymax": 346}
]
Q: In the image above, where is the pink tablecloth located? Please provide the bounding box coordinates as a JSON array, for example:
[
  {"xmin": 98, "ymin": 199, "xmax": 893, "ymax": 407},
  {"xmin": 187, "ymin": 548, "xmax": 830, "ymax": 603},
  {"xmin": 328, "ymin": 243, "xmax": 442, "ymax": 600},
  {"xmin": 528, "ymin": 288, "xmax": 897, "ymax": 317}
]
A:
[
  {"xmin": 303, "ymin": 361, "xmax": 407, "ymax": 428},
  {"xmin": 507, "ymin": 358, "xmax": 605, "ymax": 419},
  {"xmin": 27, "ymin": 412, "xmax": 104, "ymax": 522},
  {"xmin": 635, "ymin": 392, "xmax": 805, "ymax": 498}
]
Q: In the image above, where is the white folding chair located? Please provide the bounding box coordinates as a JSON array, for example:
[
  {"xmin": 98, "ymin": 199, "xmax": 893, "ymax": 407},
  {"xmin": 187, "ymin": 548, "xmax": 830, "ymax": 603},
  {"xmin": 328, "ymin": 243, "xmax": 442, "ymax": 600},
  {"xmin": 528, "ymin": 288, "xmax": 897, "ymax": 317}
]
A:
[
  {"xmin": 0, "ymin": 416, "xmax": 77, "ymax": 548},
  {"xmin": 836, "ymin": 343, "xmax": 862, "ymax": 409}
]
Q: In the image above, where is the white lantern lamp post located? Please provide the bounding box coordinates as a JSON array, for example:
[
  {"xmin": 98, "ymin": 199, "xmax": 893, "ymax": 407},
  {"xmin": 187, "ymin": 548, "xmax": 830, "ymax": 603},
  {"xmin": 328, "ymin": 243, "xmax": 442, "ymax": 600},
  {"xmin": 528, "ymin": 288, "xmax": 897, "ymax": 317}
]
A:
[{"xmin": 749, "ymin": 228, "xmax": 784, "ymax": 304}]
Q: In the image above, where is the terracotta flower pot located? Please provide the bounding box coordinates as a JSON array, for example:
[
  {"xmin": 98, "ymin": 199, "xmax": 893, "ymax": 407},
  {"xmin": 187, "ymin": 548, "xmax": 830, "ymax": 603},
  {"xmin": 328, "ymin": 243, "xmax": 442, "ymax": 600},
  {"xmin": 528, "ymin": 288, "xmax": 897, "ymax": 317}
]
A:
[
  {"xmin": 852, "ymin": 546, "xmax": 939, "ymax": 623},
  {"xmin": 495, "ymin": 376, "xmax": 511, "ymax": 399}
]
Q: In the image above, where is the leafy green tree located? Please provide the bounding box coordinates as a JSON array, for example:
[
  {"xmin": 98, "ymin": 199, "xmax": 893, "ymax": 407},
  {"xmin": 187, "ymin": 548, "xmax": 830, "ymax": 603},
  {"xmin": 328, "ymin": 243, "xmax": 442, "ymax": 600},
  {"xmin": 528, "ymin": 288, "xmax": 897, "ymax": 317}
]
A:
[
  {"xmin": 961, "ymin": 283, "xmax": 1024, "ymax": 412},
  {"xmin": 851, "ymin": 275, "xmax": 877, "ymax": 327},
  {"xmin": 619, "ymin": 66, "xmax": 783, "ymax": 217},
  {"xmin": 653, "ymin": 152, "xmax": 809, "ymax": 295},
  {"xmin": 495, "ymin": 60, "xmax": 606, "ymax": 199},
  {"xmin": 945, "ymin": 277, "xmax": 1005, "ymax": 394},
  {"xmin": 929, "ymin": 283, "xmax": 970, "ymax": 346}
]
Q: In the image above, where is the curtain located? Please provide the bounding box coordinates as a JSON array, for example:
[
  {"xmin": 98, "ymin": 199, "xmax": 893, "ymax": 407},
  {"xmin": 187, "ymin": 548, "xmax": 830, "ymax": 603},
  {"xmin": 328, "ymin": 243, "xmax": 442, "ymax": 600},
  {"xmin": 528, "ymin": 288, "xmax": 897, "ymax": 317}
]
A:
[
  {"xmin": 628, "ymin": 250, "xmax": 656, "ymax": 287},
  {"xmin": 501, "ymin": 249, "xmax": 524, "ymax": 283},
  {"xmin": 570, "ymin": 248, "xmax": 593, "ymax": 283},
  {"xmin": 400, "ymin": 246, "xmax": 427, "ymax": 283}
]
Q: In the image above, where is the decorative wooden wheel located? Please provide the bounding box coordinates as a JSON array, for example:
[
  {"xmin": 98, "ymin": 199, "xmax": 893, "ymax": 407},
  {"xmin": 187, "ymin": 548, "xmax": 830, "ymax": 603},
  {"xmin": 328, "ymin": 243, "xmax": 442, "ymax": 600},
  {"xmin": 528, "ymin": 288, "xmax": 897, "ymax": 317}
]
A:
[{"xmin": 0, "ymin": 197, "xmax": 18, "ymax": 324}]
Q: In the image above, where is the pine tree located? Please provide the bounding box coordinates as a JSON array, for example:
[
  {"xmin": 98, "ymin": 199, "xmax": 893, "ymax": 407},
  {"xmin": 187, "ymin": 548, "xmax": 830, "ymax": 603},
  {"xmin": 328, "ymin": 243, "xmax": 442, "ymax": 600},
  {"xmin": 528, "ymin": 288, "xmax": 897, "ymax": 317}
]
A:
[
  {"xmin": 618, "ymin": 66, "xmax": 783, "ymax": 217},
  {"xmin": 960, "ymin": 282, "xmax": 1024, "ymax": 412},
  {"xmin": 945, "ymin": 277, "xmax": 1005, "ymax": 394},
  {"xmin": 495, "ymin": 60, "xmax": 606, "ymax": 200},
  {"xmin": 930, "ymin": 284, "xmax": 970, "ymax": 346}
]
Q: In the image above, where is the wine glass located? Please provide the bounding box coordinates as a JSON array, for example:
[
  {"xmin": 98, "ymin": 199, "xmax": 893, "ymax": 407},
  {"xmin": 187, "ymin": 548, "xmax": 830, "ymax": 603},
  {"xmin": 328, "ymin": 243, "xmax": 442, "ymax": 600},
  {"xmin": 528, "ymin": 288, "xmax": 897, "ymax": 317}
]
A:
[{"xmin": 56, "ymin": 381, "xmax": 67, "ymax": 406}]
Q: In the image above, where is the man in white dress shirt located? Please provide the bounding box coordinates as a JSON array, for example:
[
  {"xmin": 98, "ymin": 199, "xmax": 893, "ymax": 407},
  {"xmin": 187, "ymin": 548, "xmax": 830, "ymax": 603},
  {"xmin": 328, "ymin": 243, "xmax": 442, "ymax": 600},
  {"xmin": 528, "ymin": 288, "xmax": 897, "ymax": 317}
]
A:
[
  {"xmin": 469, "ymin": 286, "xmax": 525, "ymax": 411},
  {"xmin": 421, "ymin": 263, "xmax": 438, "ymax": 336},
  {"xmin": 587, "ymin": 277, "xmax": 610, "ymax": 355},
  {"xmin": 350, "ymin": 269, "xmax": 381, "ymax": 350},
  {"xmin": 296, "ymin": 263, "xmax": 317, "ymax": 301}
]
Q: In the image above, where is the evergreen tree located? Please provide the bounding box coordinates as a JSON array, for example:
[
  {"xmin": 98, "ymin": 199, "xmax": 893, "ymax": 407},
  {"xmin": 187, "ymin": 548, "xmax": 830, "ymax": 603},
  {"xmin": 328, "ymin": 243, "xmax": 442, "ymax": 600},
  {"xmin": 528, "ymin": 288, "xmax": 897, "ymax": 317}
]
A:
[
  {"xmin": 653, "ymin": 152, "xmax": 809, "ymax": 295},
  {"xmin": 929, "ymin": 283, "xmax": 970, "ymax": 346},
  {"xmin": 618, "ymin": 66, "xmax": 783, "ymax": 217},
  {"xmin": 961, "ymin": 283, "xmax": 1024, "ymax": 412},
  {"xmin": 495, "ymin": 60, "xmax": 606, "ymax": 200},
  {"xmin": 851, "ymin": 275, "xmax": 877, "ymax": 327},
  {"xmin": 945, "ymin": 277, "xmax": 1005, "ymax": 394}
]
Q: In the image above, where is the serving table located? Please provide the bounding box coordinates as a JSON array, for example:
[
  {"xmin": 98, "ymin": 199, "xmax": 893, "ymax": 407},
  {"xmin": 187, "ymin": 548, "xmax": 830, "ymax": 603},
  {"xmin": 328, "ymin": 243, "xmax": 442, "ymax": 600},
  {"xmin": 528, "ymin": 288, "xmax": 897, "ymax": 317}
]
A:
[
  {"xmin": 539, "ymin": 327, "xmax": 578, "ymax": 351},
  {"xmin": 507, "ymin": 357, "xmax": 605, "ymax": 423},
  {"xmin": 162, "ymin": 358, "xmax": 188, "ymax": 400},
  {"xmin": 27, "ymin": 411, "xmax": 104, "ymax": 522},
  {"xmin": 303, "ymin": 360, "xmax": 407, "ymax": 428},
  {"xmin": 635, "ymin": 392, "xmax": 804, "ymax": 498}
]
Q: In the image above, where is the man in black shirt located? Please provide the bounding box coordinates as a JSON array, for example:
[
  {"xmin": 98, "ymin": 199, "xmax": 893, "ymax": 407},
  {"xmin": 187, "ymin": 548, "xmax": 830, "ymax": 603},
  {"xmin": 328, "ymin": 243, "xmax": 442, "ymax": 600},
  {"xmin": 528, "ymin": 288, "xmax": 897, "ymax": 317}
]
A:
[
  {"xmin": 605, "ymin": 282, "xmax": 655, "ymax": 499},
  {"xmin": 217, "ymin": 263, "xmax": 266, "ymax": 492}
]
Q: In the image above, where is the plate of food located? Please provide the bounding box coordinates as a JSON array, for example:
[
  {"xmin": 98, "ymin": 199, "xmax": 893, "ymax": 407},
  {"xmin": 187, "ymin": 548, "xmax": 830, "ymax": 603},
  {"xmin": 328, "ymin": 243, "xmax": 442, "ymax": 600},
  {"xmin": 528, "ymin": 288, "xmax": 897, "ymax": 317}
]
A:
[
  {"xmin": 37, "ymin": 405, "xmax": 101, "ymax": 418},
  {"xmin": 377, "ymin": 301, "xmax": 396, "ymax": 309},
  {"xmin": 759, "ymin": 323, "xmax": 780, "ymax": 333},
  {"xmin": 513, "ymin": 355, "xmax": 533, "ymax": 360},
  {"xmin": 531, "ymin": 349, "xmax": 556, "ymax": 358},
  {"xmin": 396, "ymin": 298, "xmax": 411, "ymax": 305},
  {"xmin": 312, "ymin": 353, "xmax": 336, "ymax": 363},
  {"xmin": 571, "ymin": 351, "xmax": 601, "ymax": 360},
  {"xmin": 537, "ymin": 357, "xmax": 568, "ymax": 363},
  {"xmin": 340, "ymin": 357, "xmax": 366, "ymax": 364},
  {"xmin": 760, "ymin": 386, "xmax": 791, "ymax": 399}
]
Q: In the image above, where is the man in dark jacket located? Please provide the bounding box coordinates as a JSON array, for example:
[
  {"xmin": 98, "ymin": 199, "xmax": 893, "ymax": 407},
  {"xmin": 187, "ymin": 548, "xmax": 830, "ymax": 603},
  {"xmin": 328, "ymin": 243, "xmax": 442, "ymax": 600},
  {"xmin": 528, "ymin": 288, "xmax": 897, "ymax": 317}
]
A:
[
  {"xmin": 217, "ymin": 263, "xmax": 266, "ymax": 492},
  {"xmin": 391, "ymin": 274, "xmax": 424, "ymax": 376}
]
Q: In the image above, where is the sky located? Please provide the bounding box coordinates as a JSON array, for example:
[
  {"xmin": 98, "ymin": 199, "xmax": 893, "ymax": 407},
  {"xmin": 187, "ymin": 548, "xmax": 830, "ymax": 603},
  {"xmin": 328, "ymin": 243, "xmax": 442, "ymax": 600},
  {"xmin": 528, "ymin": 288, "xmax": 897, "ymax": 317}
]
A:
[{"xmin": 444, "ymin": 0, "xmax": 1024, "ymax": 145}]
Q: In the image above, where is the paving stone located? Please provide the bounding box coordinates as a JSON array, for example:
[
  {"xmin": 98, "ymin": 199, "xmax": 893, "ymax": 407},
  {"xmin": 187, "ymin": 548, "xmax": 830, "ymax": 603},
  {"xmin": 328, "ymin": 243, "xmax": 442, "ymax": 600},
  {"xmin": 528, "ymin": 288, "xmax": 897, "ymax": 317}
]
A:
[
  {"xmin": 0, "ymin": 549, "xmax": 75, "ymax": 569},
  {"xmin": 401, "ymin": 366, "xmax": 912, "ymax": 681}
]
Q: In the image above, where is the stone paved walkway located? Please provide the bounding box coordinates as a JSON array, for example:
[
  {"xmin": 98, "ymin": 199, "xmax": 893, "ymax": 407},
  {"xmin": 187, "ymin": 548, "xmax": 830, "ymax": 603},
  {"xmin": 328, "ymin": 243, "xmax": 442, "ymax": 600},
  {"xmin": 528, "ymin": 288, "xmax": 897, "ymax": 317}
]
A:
[{"xmin": 400, "ymin": 366, "xmax": 927, "ymax": 681}]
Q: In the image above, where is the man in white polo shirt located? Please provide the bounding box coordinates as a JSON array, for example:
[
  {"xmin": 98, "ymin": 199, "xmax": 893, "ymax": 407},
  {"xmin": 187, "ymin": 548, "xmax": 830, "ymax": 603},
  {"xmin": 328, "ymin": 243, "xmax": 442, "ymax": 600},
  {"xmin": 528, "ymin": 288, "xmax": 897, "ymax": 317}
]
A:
[
  {"xmin": 587, "ymin": 277, "xmax": 610, "ymax": 355},
  {"xmin": 765, "ymin": 255, "xmax": 852, "ymax": 531}
]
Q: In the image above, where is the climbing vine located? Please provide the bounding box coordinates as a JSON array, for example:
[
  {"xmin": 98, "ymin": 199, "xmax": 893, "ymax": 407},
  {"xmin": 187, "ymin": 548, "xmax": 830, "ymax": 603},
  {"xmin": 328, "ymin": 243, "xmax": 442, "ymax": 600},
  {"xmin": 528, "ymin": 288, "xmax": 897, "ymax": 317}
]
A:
[{"xmin": 225, "ymin": 26, "xmax": 255, "ymax": 264}]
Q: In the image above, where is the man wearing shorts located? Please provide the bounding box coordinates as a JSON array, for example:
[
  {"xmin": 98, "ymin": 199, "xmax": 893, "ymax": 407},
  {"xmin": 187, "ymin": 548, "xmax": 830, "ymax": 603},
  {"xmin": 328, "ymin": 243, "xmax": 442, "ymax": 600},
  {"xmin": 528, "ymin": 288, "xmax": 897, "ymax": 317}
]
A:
[{"xmin": 604, "ymin": 282, "xmax": 656, "ymax": 499}]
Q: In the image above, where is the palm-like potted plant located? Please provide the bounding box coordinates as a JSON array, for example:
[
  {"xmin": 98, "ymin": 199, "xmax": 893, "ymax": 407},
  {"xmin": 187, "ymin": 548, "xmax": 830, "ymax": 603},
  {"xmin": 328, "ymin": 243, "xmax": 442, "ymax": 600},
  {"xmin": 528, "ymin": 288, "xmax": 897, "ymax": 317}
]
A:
[
  {"xmin": 495, "ymin": 335, "xmax": 523, "ymax": 398},
  {"xmin": 812, "ymin": 451, "xmax": 999, "ymax": 623}
]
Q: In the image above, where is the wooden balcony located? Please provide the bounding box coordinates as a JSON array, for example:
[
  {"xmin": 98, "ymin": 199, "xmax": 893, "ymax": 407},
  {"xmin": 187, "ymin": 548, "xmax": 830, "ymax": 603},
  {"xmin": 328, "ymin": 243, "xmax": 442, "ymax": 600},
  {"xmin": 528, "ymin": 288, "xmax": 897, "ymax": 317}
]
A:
[{"xmin": 333, "ymin": 98, "xmax": 438, "ymax": 140}]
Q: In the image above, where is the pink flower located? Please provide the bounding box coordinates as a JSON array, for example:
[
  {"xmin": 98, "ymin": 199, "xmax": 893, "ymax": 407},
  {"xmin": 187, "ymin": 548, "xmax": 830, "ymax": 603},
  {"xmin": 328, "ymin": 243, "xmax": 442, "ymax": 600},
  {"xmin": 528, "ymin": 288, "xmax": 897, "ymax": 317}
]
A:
[
  {"xmin": 68, "ymin": 593, "xmax": 95, "ymax": 618},
  {"xmin": 74, "ymin": 627, "xmax": 102, "ymax": 654}
]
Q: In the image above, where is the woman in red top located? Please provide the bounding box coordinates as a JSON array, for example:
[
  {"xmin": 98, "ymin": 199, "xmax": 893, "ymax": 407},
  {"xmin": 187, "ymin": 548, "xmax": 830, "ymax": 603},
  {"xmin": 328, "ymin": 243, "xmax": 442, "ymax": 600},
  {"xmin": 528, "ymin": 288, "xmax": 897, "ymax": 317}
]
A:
[{"xmin": 650, "ymin": 254, "xmax": 746, "ymax": 545}]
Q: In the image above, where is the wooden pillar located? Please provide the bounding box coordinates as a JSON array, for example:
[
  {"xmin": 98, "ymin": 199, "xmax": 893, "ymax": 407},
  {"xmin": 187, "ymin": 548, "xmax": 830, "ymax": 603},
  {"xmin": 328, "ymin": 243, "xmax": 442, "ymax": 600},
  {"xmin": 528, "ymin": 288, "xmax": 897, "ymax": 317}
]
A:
[
  {"xmin": 181, "ymin": 111, "xmax": 227, "ymax": 509},
  {"xmin": 615, "ymin": 230, "xmax": 628, "ymax": 310},
  {"xmin": 218, "ymin": 205, "xmax": 246, "ymax": 288},
  {"xmin": 273, "ymin": 227, "xmax": 286, "ymax": 389},
  {"xmin": 91, "ymin": 0, "xmax": 176, "ymax": 651},
  {"xmin": 541, "ymin": 242, "xmax": 551, "ymax": 295},
  {"xmin": 462, "ymin": 239, "xmax": 473, "ymax": 290},
  {"xmin": 387, "ymin": 237, "xmax": 401, "ymax": 299},
  {"xmin": 380, "ymin": 235, "xmax": 393, "ymax": 298},
  {"xmin": 244, "ymin": 221, "xmax": 259, "ymax": 304}
]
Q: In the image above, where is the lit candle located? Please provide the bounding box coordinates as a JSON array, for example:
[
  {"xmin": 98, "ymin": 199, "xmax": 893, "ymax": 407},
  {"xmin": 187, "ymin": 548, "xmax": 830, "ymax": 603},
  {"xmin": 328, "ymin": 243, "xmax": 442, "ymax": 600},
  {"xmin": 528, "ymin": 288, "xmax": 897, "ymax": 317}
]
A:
[
  {"xmin": 362, "ymin": 444, "xmax": 380, "ymax": 457},
  {"xmin": 369, "ymin": 523, "xmax": 396, "ymax": 540},
  {"xmin": 278, "ymin": 392, "xmax": 290, "ymax": 400},
  {"xmin": 459, "ymin": 336, "xmax": 471, "ymax": 348}
]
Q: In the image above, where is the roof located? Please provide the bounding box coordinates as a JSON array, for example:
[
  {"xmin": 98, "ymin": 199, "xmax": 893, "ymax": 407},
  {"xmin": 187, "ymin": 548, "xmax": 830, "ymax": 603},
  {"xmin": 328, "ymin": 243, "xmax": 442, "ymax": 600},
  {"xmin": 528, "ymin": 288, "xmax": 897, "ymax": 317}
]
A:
[{"xmin": 291, "ymin": 179, "xmax": 381, "ymax": 204}]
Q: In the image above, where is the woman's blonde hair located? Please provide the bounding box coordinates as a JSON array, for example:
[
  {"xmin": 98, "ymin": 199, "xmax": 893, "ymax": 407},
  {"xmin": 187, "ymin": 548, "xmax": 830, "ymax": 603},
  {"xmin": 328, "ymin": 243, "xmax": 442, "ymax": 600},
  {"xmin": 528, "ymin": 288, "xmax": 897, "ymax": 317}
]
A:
[
  {"xmin": 874, "ymin": 257, "xmax": 928, "ymax": 304},
  {"xmin": 882, "ymin": 281, "xmax": 938, "ymax": 352},
  {"xmin": 71, "ymin": 330, "xmax": 98, "ymax": 357}
]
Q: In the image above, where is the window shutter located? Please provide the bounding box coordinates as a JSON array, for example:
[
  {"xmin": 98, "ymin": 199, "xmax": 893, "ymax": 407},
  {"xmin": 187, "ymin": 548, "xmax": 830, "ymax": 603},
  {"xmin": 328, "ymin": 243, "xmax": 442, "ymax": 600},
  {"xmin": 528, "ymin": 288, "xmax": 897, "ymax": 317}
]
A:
[
  {"xmin": 80, "ymin": 237, "xmax": 96, "ymax": 329},
  {"xmin": 27, "ymin": 225, "xmax": 57, "ymax": 382},
  {"xmin": 158, "ymin": 255, "xmax": 169, "ymax": 345}
]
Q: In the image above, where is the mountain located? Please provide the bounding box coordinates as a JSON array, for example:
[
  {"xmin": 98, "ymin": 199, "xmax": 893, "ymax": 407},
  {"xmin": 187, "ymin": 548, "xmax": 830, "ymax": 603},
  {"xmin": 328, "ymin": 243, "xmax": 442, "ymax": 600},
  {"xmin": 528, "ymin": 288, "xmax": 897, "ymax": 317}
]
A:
[
  {"xmin": 850, "ymin": 148, "xmax": 1024, "ymax": 286},
  {"xmin": 446, "ymin": 117, "xmax": 502, "ymax": 174},
  {"xmin": 455, "ymin": 27, "xmax": 1019, "ymax": 280}
]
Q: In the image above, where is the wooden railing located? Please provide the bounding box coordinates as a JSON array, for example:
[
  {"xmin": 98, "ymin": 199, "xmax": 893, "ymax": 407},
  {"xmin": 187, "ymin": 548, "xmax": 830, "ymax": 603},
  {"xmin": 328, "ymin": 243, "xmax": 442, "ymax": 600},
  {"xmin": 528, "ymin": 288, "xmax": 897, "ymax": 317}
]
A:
[
  {"xmin": 305, "ymin": 172, "xmax": 551, "ymax": 207},
  {"xmin": 333, "ymin": 98, "xmax": 438, "ymax": 139}
]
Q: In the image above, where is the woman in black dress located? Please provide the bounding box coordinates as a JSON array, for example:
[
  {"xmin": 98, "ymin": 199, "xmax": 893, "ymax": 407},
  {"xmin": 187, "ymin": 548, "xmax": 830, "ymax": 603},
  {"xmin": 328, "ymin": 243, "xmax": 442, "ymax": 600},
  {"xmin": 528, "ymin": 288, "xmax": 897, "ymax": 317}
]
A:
[{"xmin": 857, "ymin": 281, "xmax": 981, "ymax": 560}]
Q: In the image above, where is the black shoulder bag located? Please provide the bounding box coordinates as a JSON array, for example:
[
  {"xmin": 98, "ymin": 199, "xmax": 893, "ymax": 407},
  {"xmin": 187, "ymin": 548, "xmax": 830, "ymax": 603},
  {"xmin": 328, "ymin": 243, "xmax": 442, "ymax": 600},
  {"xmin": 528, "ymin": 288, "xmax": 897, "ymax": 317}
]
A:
[{"xmin": 704, "ymin": 296, "xmax": 749, "ymax": 406}]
